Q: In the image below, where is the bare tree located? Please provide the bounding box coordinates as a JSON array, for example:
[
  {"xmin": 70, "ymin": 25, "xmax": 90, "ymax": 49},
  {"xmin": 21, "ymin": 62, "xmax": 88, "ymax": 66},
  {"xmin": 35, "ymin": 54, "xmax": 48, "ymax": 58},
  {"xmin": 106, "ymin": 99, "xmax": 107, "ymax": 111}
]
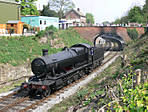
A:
[{"xmin": 48, "ymin": 0, "xmax": 75, "ymax": 18}]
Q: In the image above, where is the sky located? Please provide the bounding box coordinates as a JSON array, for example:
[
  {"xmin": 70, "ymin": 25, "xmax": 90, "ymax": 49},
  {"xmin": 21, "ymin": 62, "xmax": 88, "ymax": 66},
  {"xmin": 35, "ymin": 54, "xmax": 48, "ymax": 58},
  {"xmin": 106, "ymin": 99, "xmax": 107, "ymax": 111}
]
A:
[{"xmin": 35, "ymin": 0, "xmax": 146, "ymax": 24}]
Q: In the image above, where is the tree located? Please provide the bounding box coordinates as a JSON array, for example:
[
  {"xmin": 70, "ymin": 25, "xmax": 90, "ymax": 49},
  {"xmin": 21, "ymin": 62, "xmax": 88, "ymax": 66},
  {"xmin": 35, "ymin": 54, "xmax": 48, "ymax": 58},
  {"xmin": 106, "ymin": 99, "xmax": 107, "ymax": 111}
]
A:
[
  {"xmin": 86, "ymin": 13, "xmax": 94, "ymax": 25},
  {"xmin": 102, "ymin": 21, "xmax": 110, "ymax": 26},
  {"xmin": 40, "ymin": 4, "xmax": 58, "ymax": 17},
  {"xmin": 15, "ymin": 0, "xmax": 39, "ymax": 16},
  {"xmin": 128, "ymin": 6, "xmax": 143, "ymax": 23},
  {"xmin": 120, "ymin": 16, "xmax": 129, "ymax": 24},
  {"xmin": 114, "ymin": 18, "xmax": 121, "ymax": 24},
  {"xmin": 48, "ymin": 0, "xmax": 75, "ymax": 18},
  {"xmin": 142, "ymin": 0, "xmax": 148, "ymax": 24}
]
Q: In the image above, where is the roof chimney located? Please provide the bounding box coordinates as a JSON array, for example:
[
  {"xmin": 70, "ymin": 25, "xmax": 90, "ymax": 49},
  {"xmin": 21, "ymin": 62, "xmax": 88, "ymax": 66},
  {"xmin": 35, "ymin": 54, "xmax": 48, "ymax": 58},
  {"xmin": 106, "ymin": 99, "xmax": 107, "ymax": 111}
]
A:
[{"xmin": 77, "ymin": 8, "xmax": 80, "ymax": 11}]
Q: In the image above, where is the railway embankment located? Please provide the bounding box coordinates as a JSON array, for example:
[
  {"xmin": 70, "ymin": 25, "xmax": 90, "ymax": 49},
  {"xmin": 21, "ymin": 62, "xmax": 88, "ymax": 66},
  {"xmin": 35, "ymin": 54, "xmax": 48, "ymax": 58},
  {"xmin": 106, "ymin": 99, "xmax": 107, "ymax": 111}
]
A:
[
  {"xmin": 0, "ymin": 27, "xmax": 91, "ymax": 92},
  {"xmin": 49, "ymin": 35, "xmax": 148, "ymax": 112}
]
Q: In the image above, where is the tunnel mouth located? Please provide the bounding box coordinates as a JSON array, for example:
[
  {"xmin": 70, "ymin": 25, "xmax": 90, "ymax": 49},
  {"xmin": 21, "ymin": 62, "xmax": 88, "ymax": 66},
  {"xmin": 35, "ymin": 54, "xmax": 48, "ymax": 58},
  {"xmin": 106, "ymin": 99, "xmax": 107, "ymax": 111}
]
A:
[{"xmin": 93, "ymin": 33, "xmax": 125, "ymax": 51}]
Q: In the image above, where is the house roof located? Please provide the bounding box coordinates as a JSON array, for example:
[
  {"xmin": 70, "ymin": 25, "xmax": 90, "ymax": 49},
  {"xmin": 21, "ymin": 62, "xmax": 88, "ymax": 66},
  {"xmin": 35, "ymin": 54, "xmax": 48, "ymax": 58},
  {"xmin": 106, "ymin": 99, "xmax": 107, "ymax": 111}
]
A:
[
  {"xmin": 65, "ymin": 9, "xmax": 86, "ymax": 17},
  {"xmin": 7, "ymin": 20, "xmax": 20, "ymax": 24}
]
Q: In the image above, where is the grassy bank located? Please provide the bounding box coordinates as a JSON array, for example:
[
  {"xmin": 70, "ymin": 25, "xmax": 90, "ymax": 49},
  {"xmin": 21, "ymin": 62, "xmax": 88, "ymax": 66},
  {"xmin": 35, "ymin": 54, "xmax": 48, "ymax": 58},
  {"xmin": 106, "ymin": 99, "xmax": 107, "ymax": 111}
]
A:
[
  {"xmin": 0, "ymin": 28, "xmax": 91, "ymax": 66},
  {"xmin": 49, "ymin": 36, "xmax": 148, "ymax": 112}
]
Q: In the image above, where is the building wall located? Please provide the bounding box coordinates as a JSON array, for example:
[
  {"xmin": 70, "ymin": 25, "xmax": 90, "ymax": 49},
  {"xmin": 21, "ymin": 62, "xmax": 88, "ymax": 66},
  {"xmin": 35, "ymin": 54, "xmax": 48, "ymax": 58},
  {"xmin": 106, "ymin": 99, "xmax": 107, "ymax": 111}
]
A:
[
  {"xmin": 80, "ymin": 16, "xmax": 86, "ymax": 23},
  {"xmin": 21, "ymin": 16, "xmax": 59, "ymax": 30},
  {"xmin": 66, "ymin": 11, "xmax": 80, "ymax": 20},
  {"xmin": 0, "ymin": 1, "xmax": 19, "ymax": 24},
  {"xmin": 21, "ymin": 16, "xmax": 39, "ymax": 27},
  {"xmin": 17, "ymin": 21, "xmax": 23, "ymax": 34},
  {"xmin": 39, "ymin": 16, "xmax": 59, "ymax": 30},
  {"xmin": 0, "ymin": 24, "xmax": 6, "ymax": 34}
]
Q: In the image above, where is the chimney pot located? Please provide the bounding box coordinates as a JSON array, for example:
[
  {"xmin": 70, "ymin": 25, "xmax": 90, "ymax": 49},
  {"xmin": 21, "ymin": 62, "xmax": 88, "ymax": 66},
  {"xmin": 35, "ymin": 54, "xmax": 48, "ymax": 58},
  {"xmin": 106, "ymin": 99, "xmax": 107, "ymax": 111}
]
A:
[
  {"xmin": 42, "ymin": 49, "xmax": 48, "ymax": 56},
  {"xmin": 77, "ymin": 8, "xmax": 80, "ymax": 11}
]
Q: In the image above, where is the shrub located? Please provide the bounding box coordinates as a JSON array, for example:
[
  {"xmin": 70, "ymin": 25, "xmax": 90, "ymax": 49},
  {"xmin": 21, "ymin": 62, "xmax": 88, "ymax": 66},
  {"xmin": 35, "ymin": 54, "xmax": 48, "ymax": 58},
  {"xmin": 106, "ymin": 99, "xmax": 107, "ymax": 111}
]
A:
[
  {"xmin": 127, "ymin": 28, "xmax": 138, "ymax": 40},
  {"xmin": 36, "ymin": 25, "xmax": 58, "ymax": 38},
  {"xmin": 45, "ymin": 25, "xmax": 58, "ymax": 32},
  {"xmin": 35, "ymin": 30, "xmax": 45, "ymax": 37},
  {"xmin": 144, "ymin": 27, "xmax": 148, "ymax": 34},
  {"xmin": 113, "ymin": 66, "xmax": 148, "ymax": 112}
]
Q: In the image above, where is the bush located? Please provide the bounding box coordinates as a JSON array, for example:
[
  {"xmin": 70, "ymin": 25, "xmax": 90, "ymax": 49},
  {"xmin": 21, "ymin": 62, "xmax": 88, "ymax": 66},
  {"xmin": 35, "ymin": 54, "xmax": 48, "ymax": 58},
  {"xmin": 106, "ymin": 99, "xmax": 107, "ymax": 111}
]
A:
[
  {"xmin": 127, "ymin": 28, "xmax": 138, "ymax": 40},
  {"xmin": 144, "ymin": 27, "xmax": 148, "ymax": 34},
  {"xmin": 36, "ymin": 25, "xmax": 58, "ymax": 38},
  {"xmin": 45, "ymin": 25, "xmax": 58, "ymax": 32},
  {"xmin": 114, "ymin": 67, "xmax": 148, "ymax": 112},
  {"xmin": 35, "ymin": 30, "xmax": 45, "ymax": 37}
]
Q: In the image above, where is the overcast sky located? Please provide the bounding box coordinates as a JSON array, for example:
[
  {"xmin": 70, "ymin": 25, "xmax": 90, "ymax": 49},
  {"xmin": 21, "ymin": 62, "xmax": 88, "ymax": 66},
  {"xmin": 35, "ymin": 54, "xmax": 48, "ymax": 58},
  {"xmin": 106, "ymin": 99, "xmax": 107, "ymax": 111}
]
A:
[{"xmin": 36, "ymin": 0, "xmax": 146, "ymax": 23}]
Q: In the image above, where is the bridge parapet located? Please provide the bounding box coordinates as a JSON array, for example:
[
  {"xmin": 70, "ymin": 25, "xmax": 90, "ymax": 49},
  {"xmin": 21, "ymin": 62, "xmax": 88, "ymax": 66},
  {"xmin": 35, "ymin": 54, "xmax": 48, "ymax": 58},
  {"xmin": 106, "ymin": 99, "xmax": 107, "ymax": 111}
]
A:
[{"xmin": 73, "ymin": 26, "xmax": 145, "ymax": 42}]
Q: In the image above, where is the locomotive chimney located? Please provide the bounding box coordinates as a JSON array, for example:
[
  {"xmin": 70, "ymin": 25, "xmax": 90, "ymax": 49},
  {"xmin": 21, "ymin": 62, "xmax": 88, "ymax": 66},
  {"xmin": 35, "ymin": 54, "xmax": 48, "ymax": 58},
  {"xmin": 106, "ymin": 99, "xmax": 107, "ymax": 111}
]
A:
[
  {"xmin": 42, "ymin": 49, "xmax": 48, "ymax": 56},
  {"xmin": 77, "ymin": 8, "xmax": 80, "ymax": 11}
]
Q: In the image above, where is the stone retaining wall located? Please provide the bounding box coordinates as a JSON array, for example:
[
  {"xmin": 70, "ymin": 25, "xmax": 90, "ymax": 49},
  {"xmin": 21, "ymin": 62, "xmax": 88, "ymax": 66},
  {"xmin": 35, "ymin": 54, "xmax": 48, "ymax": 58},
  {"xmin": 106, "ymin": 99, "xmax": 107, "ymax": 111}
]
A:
[{"xmin": 0, "ymin": 63, "xmax": 33, "ymax": 83}]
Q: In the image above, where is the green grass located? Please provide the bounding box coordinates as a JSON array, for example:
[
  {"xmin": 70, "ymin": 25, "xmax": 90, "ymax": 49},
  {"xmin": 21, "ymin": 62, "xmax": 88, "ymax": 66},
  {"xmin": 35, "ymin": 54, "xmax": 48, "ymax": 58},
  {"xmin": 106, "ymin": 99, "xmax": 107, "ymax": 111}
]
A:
[
  {"xmin": 58, "ymin": 28, "xmax": 92, "ymax": 47},
  {"xmin": 0, "ymin": 28, "xmax": 91, "ymax": 66}
]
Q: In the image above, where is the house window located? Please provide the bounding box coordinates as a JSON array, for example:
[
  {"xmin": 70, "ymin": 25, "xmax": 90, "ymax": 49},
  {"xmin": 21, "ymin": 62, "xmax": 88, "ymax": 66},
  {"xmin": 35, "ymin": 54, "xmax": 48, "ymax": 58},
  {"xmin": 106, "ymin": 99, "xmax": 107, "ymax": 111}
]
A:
[
  {"xmin": 40, "ymin": 20, "xmax": 42, "ymax": 25},
  {"xmin": 44, "ymin": 21, "xmax": 46, "ymax": 25}
]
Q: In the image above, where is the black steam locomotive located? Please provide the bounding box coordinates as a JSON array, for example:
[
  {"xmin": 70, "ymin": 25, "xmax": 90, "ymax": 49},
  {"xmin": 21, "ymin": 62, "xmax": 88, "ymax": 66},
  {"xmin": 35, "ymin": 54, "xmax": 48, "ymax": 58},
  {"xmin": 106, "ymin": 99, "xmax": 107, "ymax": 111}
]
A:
[{"xmin": 21, "ymin": 43, "xmax": 104, "ymax": 97}]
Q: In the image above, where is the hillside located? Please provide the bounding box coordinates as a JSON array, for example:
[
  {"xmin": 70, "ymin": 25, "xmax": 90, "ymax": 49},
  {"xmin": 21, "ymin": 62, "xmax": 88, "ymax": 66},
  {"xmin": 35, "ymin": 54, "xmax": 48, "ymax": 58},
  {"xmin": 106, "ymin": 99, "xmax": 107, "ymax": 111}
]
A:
[
  {"xmin": 0, "ymin": 28, "xmax": 91, "ymax": 66},
  {"xmin": 49, "ymin": 35, "xmax": 148, "ymax": 112}
]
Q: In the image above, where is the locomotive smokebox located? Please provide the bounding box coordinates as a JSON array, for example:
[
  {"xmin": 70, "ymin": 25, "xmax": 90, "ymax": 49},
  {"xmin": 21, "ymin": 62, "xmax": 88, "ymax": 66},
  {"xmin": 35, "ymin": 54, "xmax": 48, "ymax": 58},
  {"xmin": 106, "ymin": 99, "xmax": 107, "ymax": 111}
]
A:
[{"xmin": 42, "ymin": 49, "xmax": 48, "ymax": 56}]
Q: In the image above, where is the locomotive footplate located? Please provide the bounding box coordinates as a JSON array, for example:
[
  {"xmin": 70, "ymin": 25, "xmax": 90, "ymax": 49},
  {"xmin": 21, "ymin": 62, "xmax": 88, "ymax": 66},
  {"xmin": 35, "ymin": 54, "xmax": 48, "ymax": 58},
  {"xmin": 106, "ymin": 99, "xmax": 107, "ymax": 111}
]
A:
[
  {"xmin": 28, "ymin": 80, "xmax": 55, "ymax": 86},
  {"xmin": 21, "ymin": 80, "xmax": 55, "ymax": 90},
  {"xmin": 21, "ymin": 80, "xmax": 55, "ymax": 97}
]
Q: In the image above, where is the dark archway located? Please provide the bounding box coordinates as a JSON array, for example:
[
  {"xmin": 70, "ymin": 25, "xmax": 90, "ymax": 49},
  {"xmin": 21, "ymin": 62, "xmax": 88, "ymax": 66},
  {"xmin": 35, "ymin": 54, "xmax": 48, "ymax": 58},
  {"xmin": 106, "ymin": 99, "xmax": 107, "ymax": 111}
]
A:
[{"xmin": 94, "ymin": 33, "xmax": 126, "ymax": 51}]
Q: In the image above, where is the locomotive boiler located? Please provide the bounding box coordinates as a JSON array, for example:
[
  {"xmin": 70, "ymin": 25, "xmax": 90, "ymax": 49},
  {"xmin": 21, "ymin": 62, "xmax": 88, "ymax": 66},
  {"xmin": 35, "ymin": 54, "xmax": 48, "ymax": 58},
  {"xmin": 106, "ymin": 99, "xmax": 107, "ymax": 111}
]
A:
[{"xmin": 21, "ymin": 43, "xmax": 104, "ymax": 97}]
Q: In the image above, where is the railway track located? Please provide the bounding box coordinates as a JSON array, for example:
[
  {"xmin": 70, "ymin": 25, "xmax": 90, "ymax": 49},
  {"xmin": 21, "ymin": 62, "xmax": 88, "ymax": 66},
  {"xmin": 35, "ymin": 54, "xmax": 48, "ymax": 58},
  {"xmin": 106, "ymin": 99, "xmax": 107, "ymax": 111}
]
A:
[
  {"xmin": 0, "ymin": 76, "xmax": 30, "ymax": 89},
  {"xmin": 0, "ymin": 51, "xmax": 119, "ymax": 112}
]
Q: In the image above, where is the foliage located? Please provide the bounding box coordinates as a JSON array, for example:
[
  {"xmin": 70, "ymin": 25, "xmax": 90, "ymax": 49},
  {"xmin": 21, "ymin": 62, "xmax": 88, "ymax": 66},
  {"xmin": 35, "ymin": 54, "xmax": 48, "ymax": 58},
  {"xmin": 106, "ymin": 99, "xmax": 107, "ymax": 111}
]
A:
[
  {"xmin": 40, "ymin": 3, "xmax": 58, "ymax": 17},
  {"xmin": 36, "ymin": 25, "xmax": 58, "ymax": 38},
  {"xmin": 120, "ymin": 16, "xmax": 129, "ymax": 24},
  {"xmin": 113, "ymin": 1, "xmax": 148, "ymax": 25},
  {"xmin": 48, "ymin": 0, "xmax": 75, "ymax": 18},
  {"xmin": 114, "ymin": 67, "xmax": 148, "ymax": 112},
  {"xmin": 102, "ymin": 21, "xmax": 110, "ymax": 26},
  {"xmin": 128, "ymin": 6, "xmax": 144, "ymax": 23},
  {"xmin": 86, "ymin": 13, "xmax": 95, "ymax": 25},
  {"xmin": 127, "ymin": 28, "xmax": 138, "ymax": 40},
  {"xmin": 142, "ymin": 0, "xmax": 148, "ymax": 24},
  {"xmin": 15, "ymin": 0, "xmax": 39, "ymax": 16},
  {"xmin": 114, "ymin": 18, "xmax": 121, "ymax": 24},
  {"xmin": 23, "ymin": 23, "xmax": 30, "ymax": 29}
]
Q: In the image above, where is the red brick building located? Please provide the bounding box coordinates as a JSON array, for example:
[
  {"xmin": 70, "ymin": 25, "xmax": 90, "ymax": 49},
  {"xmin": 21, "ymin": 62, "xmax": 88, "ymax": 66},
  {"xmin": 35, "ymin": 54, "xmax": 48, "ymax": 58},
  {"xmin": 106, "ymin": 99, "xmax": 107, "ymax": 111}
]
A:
[{"xmin": 59, "ymin": 8, "xmax": 86, "ymax": 29}]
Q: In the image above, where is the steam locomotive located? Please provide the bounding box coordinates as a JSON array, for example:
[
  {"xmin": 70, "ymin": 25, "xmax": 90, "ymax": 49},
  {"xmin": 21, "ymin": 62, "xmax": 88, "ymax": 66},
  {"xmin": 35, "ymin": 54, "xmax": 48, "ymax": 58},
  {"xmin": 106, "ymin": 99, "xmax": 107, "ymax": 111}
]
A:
[{"xmin": 21, "ymin": 43, "xmax": 104, "ymax": 97}]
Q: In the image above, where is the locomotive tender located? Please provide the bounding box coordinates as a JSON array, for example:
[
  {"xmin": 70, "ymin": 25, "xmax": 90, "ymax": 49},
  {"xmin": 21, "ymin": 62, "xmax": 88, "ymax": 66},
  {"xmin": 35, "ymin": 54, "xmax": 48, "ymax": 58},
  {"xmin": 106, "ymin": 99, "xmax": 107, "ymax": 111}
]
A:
[{"xmin": 21, "ymin": 43, "xmax": 104, "ymax": 97}]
